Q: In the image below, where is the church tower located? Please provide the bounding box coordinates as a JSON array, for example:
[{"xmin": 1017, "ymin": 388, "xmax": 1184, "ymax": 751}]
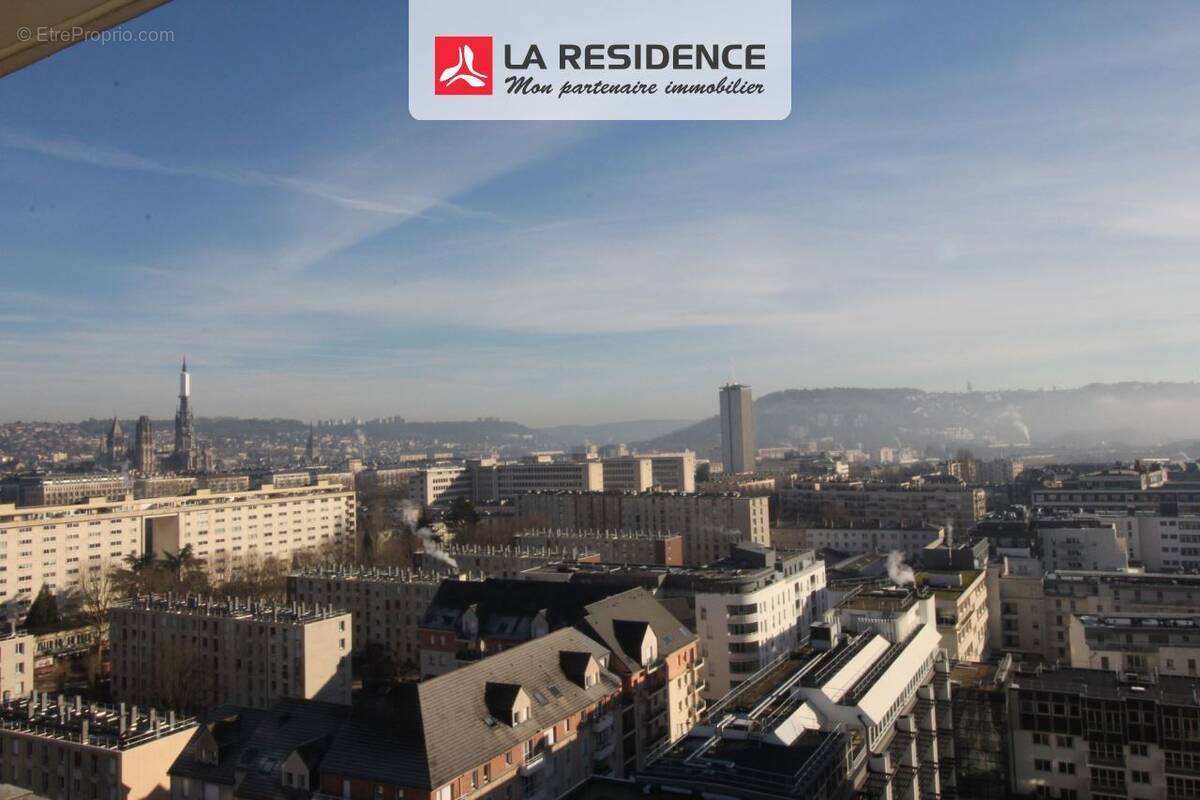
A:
[
  {"xmin": 173, "ymin": 357, "xmax": 197, "ymax": 471},
  {"xmin": 105, "ymin": 417, "xmax": 125, "ymax": 468},
  {"xmin": 135, "ymin": 415, "xmax": 156, "ymax": 475},
  {"xmin": 305, "ymin": 423, "xmax": 318, "ymax": 465}
]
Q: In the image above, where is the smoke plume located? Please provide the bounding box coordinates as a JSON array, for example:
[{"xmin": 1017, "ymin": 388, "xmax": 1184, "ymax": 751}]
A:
[
  {"xmin": 416, "ymin": 526, "xmax": 459, "ymax": 571},
  {"xmin": 887, "ymin": 550, "xmax": 916, "ymax": 586}
]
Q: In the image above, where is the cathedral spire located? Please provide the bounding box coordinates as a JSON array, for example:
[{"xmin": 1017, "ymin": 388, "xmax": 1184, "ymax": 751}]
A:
[{"xmin": 305, "ymin": 422, "xmax": 318, "ymax": 465}]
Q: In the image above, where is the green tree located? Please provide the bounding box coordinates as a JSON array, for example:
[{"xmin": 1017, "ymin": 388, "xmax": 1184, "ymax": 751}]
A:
[
  {"xmin": 445, "ymin": 497, "xmax": 480, "ymax": 526},
  {"xmin": 23, "ymin": 584, "xmax": 61, "ymax": 631},
  {"xmin": 161, "ymin": 544, "xmax": 198, "ymax": 580}
]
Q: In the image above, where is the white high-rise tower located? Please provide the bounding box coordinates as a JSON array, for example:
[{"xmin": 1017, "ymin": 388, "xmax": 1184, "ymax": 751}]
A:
[{"xmin": 719, "ymin": 383, "xmax": 755, "ymax": 475}]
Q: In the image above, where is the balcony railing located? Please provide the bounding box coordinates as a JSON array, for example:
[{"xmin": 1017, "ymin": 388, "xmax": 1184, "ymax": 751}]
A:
[{"xmin": 519, "ymin": 751, "xmax": 546, "ymax": 775}]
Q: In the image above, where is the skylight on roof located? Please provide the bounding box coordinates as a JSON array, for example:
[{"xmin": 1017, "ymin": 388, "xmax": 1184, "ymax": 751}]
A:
[{"xmin": 532, "ymin": 690, "xmax": 549, "ymax": 705}]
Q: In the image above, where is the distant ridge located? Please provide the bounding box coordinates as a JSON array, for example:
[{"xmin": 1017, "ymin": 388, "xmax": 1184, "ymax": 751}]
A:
[{"xmin": 637, "ymin": 382, "xmax": 1200, "ymax": 456}]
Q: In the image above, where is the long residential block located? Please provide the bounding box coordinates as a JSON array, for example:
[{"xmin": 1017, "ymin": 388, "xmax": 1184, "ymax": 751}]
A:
[
  {"xmin": 0, "ymin": 483, "xmax": 356, "ymax": 616},
  {"xmin": 513, "ymin": 491, "xmax": 770, "ymax": 566}
]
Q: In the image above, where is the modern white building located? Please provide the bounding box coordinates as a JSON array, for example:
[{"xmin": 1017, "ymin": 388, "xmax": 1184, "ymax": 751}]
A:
[
  {"xmin": 689, "ymin": 545, "xmax": 827, "ymax": 699},
  {"xmin": 408, "ymin": 465, "xmax": 473, "ymax": 508},
  {"xmin": 658, "ymin": 585, "xmax": 955, "ymax": 800}
]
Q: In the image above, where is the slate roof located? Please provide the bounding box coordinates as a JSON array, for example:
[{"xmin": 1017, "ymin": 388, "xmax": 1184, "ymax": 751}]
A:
[
  {"xmin": 168, "ymin": 706, "xmax": 268, "ymax": 788},
  {"xmin": 578, "ymin": 589, "xmax": 697, "ymax": 673},
  {"xmin": 321, "ymin": 627, "xmax": 620, "ymax": 791},
  {"xmin": 421, "ymin": 579, "xmax": 625, "ymax": 640},
  {"xmin": 168, "ymin": 700, "xmax": 349, "ymax": 800}
]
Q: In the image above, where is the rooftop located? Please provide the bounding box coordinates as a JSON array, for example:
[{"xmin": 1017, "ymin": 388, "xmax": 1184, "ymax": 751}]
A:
[
  {"xmin": 1076, "ymin": 613, "xmax": 1200, "ymax": 631},
  {"xmin": 0, "ymin": 694, "xmax": 195, "ymax": 751},
  {"xmin": 113, "ymin": 595, "xmax": 348, "ymax": 625},
  {"xmin": 290, "ymin": 566, "xmax": 449, "ymax": 585},
  {"xmin": 514, "ymin": 528, "xmax": 681, "ymax": 541},
  {"xmin": 643, "ymin": 728, "xmax": 848, "ymax": 799},
  {"xmin": 1010, "ymin": 666, "xmax": 1200, "ymax": 706},
  {"xmin": 841, "ymin": 585, "xmax": 924, "ymax": 613}
]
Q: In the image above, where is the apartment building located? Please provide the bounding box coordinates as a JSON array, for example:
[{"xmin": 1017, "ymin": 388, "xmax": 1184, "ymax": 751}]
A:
[
  {"xmin": 0, "ymin": 482, "xmax": 356, "ymax": 615},
  {"xmin": 1037, "ymin": 517, "xmax": 1130, "ymax": 572},
  {"xmin": 472, "ymin": 457, "xmax": 605, "ymax": 503},
  {"xmin": 799, "ymin": 523, "xmax": 945, "ymax": 558},
  {"xmin": 110, "ymin": 596, "xmax": 352, "ymax": 714},
  {"xmin": 926, "ymin": 568, "xmax": 989, "ymax": 663},
  {"xmin": 0, "ymin": 630, "xmax": 34, "ymax": 700},
  {"xmin": 168, "ymin": 698, "xmax": 344, "ymax": 800},
  {"xmin": 415, "ymin": 544, "xmax": 602, "ymax": 579},
  {"xmin": 133, "ymin": 475, "xmax": 252, "ymax": 499},
  {"xmin": 515, "ymin": 546, "xmax": 829, "ymax": 700},
  {"xmin": 356, "ymin": 466, "xmax": 420, "ymax": 495},
  {"xmin": 356, "ymin": 629, "xmax": 623, "ymax": 798},
  {"xmin": 1031, "ymin": 465, "xmax": 1200, "ymax": 515},
  {"xmin": 173, "ymin": 628, "xmax": 624, "ymax": 800},
  {"xmin": 780, "ymin": 480, "xmax": 986, "ymax": 535},
  {"xmin": 1083, "ymin": 511, "xmax": 1200, "ymax": 572},
  {"xmin": 986, "ymin": 562, "xmax": 1200, "ymax": 663},
  {"xmin": 1008, "ymin": 667, "xmax": 1200, "ymax": 800},
  {"xmin": 287, "ymin": 567, "xmax": 468, "ymax": 670},
  {"xmin": 16, "ymin": 475, "xmax": 131, "ymax": 507},
  {"xmin": 575, "ymin": 590, "xmax": 702, "ymax": 772},
  {"xmin": 418, "ymin": 582, "xmax": 701, "ymax": 771},
  {"xmin": 512, "ymin": 529, "xmax": 684, "ymax": 566},
  {"xmin": 599, "ymin": 453, "xmax": 696, "ymax": 493},
  {"xmin": 0, "ymin": 694, "xmax": 196, "ymax": 800},
  {"xmin": 513, "ymin": 491, "xmax": 770, "ymax": 566},
  {"xmin": 420, "ymin": 581, "xmax": 655, "ymax": 678},
  {"xmin": 1068, "ymin": 613, "xmax": 1200, "ymax": 676}
]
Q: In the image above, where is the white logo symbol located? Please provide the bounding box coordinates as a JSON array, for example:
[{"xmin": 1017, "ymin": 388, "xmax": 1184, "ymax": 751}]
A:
[{"xmin": 440, "ymin": 44, "xmax": 488, "ymax": 88}]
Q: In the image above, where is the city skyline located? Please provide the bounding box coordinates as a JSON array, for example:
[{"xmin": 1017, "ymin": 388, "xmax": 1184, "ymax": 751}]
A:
[{"xmin": 3, "ymin": 2, "xmax": 1200, "ymax": 425}]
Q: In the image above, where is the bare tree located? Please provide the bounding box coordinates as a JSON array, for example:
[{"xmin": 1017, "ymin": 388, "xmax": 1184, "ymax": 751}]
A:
[{"xmin": 71, "ymin": 565, "xmax": 118, "ymax": 688}]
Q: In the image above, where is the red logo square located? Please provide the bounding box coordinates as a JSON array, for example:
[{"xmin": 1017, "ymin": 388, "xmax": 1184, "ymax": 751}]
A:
[{"xmin": 435, "ymin": 36, "xmax": 493, "ymax": 96}]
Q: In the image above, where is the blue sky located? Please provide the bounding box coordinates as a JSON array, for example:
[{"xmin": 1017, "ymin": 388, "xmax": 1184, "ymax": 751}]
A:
[{"xmin": 3, "ymin": 1, "xmax": 1200, "ymax": 425}]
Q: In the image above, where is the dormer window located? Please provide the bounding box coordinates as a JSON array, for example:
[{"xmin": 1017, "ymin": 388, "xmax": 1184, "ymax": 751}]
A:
[{"xmin": 486, "ymin": 682, "xmax": 530, "ymax": 728}]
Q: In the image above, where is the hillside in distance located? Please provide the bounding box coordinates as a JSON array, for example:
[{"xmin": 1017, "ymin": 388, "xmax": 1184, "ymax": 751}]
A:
[
  {"xmin": 538, "ymin": 419, "xmax": 697, "ymax": 448},
  {"xmin": 640, "ymin": 383, "xmax": 1200, "ymax": 456}
]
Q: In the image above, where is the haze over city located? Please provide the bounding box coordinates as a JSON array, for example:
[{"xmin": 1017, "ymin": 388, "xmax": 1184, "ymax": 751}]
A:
[{"xmin": 4, "ymin": 1, "xmax": 1200, "ymax": 423}]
